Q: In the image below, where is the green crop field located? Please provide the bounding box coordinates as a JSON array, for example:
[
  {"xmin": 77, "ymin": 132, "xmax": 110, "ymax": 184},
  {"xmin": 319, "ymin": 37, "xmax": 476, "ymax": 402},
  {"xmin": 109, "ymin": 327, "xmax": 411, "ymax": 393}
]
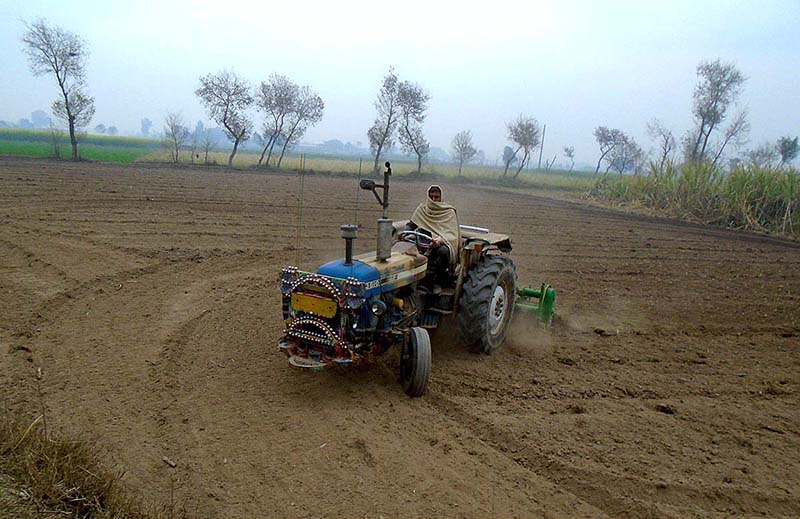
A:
[
  {"xmin": 0, "ymin": 140, "xmax": 153, "ymax": 163},
  {"xmin": 0, "ymin": 128, "xmax": 159, "ymax": 163},
  {"xmin": 1, "ymin": 128, "xmax": 594, "ymax": 191}
]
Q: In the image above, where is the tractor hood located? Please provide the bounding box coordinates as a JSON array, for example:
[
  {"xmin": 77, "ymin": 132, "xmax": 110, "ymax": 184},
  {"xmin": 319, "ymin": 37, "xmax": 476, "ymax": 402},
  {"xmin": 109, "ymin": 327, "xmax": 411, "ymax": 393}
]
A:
[
  {"xmin": 317, "ymin": 258, "xmax": 381, "ymax": 296},
  {"xmin": 317, "ymin": 249, "xmax": 427, "ymax": 296}
]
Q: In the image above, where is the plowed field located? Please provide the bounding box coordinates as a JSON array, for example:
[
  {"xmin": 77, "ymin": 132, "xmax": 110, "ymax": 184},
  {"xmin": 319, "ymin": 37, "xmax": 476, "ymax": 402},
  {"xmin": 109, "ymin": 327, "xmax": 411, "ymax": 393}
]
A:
[{"xmin": 2, "ymin": 157, "xmax": 799, "ymax": 518}]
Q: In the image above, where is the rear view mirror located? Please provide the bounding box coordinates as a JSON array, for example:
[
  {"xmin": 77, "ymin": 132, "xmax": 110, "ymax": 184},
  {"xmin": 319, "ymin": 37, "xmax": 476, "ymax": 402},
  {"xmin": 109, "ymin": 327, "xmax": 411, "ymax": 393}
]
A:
[{"xmin": 359, "ymin": 179, "xmax": 376, "ymax": 190}]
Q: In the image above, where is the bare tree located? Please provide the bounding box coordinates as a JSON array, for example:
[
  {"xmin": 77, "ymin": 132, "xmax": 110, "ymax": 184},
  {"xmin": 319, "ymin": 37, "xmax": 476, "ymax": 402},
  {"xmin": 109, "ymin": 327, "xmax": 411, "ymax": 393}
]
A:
[
  {"xmin": 397, "ymin": 81, "xmax": 430, "ymax": 174},
  {"xmin": 201, "ymin": 129, "xmax": 217, "ymax": 165},
  {"xmin": 777, "ymin": 136, "xmax": 799, "ymax": 167},
  {"xmin": 563, "ymin": 146, "xmax": 575, "ymax": 171},
  {"xmin": 22, "ymin": 19, "xmax": 95, "ymax": 161},
  {"xmin": 451, "ymin": 130, "xmax": 477, "ymax": 176},
  {"xmin": 163, "ymin": 113, "xmax": 189, "ymax": 163},
  {"xmin": 255, "ymin": 74, "xmax": 299, "ymax": 167},
  {"xmin": 188, "ymin": 130, "xmax": 199, "ymax": 164},
  {"xmin": 48, "ymin": 123, "xmax": 64, "ymax": 158},
  {"xmin": 647, "ymin": 119, "xmax": 676, "ymax": 176},
  {"xmin": 744, "ymin": 142, "xmax": 779, "ymax": 168},
  {"xmin": 607, "ymin": 135, "xmax": 643, "ymax": 176},
  {"xmin": 195, "ymin": 70, "xmax": 253, "ymax": 167},
  {"xmin": 593, "ymin": 126, "xmax": 626, "ymax": 176},
  {"xmin": 367, "ymin": 68, "xmax": 401, "ymax": 175},
  {"xmin": 710, "ymin": 110, "xmax": 749, "ymax": 170},
  {"xmin": 687, "ymin": 59, "xmax": 747, "ymax": 163},
  {"xmin": 504, "ymin": 115, "xmax": 541, "ymax": 179},
  {"xmin": 275, "ymin": 86, "xmax": 324, "ymax": 168}
]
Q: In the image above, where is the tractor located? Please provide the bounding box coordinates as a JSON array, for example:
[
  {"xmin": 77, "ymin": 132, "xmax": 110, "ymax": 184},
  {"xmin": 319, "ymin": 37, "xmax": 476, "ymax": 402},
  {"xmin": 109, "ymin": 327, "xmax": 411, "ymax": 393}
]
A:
[{"xmin": 278, "ymin": 162, "xmax": 555, "ymax": 396}]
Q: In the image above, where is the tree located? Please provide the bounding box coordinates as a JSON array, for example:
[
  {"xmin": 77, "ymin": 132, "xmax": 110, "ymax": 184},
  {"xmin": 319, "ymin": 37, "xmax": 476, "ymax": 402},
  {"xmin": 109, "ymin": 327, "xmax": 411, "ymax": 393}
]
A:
[
  {"xmin": 502, "ymin": 146, "xmax": 518, "ymax": 173},
  {"xmin": 275, "ymin": 86, "xmax": 324, "ymax": 168},
  {"xmin": 687, "ymin": 59, "xmax": 747, "ymax": 163},
  {"xmin": 141, "ymin": 117, "xmax": 152, "ymax": 137},
  {"xmin": 255, "ymin": 74, "xmax": 300, "ymax": 167},
  {"xmin": 563, "ymin": 146, "xmax": 575, "ymax": 171},
  {"xmin": 397, "ymin": 80, "xmax": 430, "ymax": 174},
  {"xmin": 48, "ymin": 123, "xmax": 65, "ymax": 158},
  {"xmin": 163, "ymin": 112, "xmax": 189, "ymax": 163},
  {"xmin": 22, "ymin": 19, "xmax": 95, "ymax": 161},
  {"xmin": 710, "ymin": 110, "xmax": 749, "ymax": 170},
  {"xmin": 744, "ymin": 142, "xmax": 779, "ymax": 168},
  {"xmin": 777, "ymin": 136, "xmax": 799, "ymax": 166},
  {"xmin": 593, "ymin": 126, "xmax": 627, "ymax": 176},
  {"xmin": 94, "ymin": 124, "xmax": 106, "ymax": 134},
  {"xmin": 451, "ymin": 130, "xmax": 477, "ymax": 176},
  {"xmin": 607, "ymin": 135, "xmax": 643, "ymax": 176},
  {"xmin": 107, "ymin": 125, "xmax": 117, "ymax": 136},
  {"xmin": 367, "ymin": 68, "xmax": 401, "ymax": 175},
  {"xmin": 195, "ymin": 70, "xmax": 253, "ymax": 167},
  {"xmin": 504, "ymin": 115, "xmax": 541, "ymax": 179},
  {"xmin": 201, "ymin": 129, "xmax": 217, "ymax": 165},
  {"xmin": 187, "ymin": 130, "xmax": 199, "ymax": 164},
  {"xmin": 647, "ymin": 119, "xmax": 676, "ymax": 176}
]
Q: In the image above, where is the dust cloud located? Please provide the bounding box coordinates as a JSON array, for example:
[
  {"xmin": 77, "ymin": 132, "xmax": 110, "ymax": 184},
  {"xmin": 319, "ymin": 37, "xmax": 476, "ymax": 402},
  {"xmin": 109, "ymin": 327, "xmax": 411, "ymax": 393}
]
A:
[{"xmin": 505, "ymin": 313, "xmax": 553, "ymax": 357}]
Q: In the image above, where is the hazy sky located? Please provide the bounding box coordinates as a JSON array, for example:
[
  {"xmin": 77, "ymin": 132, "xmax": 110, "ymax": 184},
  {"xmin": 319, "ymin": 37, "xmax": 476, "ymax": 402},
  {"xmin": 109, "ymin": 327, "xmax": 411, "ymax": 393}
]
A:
[{"xmin": 1, "ymin": 0, "xmax": 798, "ymax": 166}]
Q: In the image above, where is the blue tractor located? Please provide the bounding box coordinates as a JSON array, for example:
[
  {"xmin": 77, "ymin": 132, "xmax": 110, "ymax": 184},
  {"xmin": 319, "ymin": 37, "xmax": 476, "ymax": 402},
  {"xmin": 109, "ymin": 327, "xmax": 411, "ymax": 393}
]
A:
[{"xmin": 278, "ymin": 162, "xmax": 555, "ymax": 396}]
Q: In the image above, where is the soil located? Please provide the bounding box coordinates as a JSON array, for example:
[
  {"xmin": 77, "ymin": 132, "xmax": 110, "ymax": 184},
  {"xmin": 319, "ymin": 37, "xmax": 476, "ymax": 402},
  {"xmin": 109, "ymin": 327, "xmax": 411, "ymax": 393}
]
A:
[{"xmin": 1, "ymin": 156, "xmax": 799, "ymax": 518}]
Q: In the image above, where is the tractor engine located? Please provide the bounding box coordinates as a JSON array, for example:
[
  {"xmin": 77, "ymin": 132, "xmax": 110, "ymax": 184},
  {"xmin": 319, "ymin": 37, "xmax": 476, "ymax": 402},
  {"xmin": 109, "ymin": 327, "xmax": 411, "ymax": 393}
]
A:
[{"xmin": 278, "ymin": 222, "xmax": 427, "ymax": 369}]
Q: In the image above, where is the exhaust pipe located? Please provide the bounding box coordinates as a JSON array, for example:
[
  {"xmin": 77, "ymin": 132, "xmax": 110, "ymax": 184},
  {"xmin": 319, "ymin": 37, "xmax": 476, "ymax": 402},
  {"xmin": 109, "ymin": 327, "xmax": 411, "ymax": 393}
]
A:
[
  {"xmin": 376, "ymin": 162, "xmax": 392, "ymax": 261},
  {"xmin": 359, "ymin": 162, "xmax": 393, "ymax": 262},
  {"xmin": 341, "ymin": 224, "xmax": 358, "ymax": 265}
]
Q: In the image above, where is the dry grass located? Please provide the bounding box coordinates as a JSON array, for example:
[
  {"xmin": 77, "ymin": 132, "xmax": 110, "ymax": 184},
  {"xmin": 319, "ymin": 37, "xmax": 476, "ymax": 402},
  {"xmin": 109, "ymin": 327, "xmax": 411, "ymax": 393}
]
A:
[{"xmin": 0, "ymin": 409, "xmax": 191, "ymax": 519}]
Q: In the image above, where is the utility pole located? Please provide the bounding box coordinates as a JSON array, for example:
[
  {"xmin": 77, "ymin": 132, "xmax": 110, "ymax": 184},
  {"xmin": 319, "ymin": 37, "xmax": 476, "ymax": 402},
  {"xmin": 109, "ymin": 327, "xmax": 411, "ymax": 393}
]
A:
[{"xmin": 537, "ymin": 124, "xmax": 547, "ymax": 169}]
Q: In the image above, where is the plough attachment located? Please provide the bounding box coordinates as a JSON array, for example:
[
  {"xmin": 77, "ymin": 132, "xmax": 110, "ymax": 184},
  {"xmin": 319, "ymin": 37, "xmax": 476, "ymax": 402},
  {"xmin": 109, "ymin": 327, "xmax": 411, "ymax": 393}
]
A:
[{"xmin": 515, "ymin": 284, "xmax": 556, "ymax": 326}]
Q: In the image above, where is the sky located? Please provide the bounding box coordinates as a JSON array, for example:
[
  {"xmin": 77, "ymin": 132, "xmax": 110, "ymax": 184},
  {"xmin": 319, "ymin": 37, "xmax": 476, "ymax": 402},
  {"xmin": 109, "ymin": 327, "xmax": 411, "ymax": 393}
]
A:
[{"xmin": 1, "ymin": 0, "xmax": 798, "ymax": 166}]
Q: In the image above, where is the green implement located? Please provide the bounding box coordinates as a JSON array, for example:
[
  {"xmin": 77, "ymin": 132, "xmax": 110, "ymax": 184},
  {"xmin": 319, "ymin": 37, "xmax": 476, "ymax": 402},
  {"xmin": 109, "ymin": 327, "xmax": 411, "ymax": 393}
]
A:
[{"xmin": 515, "ymin": 284, "xmax": 557, "ymax": 326}]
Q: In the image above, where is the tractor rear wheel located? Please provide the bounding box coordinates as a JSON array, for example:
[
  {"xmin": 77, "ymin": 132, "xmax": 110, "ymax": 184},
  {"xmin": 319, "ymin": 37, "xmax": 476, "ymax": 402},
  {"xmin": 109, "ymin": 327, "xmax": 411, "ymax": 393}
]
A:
[
  {"xmin": 401, "ymin": 327, "xmax": 431, "ymax": 397},
  {"xmin": 458, "ymin": 255, "xmax": 516, "ymax": 354}
]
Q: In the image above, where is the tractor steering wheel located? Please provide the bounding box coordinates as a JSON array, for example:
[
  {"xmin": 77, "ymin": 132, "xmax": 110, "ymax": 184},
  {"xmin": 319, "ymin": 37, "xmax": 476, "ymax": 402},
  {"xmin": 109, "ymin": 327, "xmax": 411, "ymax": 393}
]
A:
[{"xmin": 398, "ymin": 230, "xmax": 434, "ymax": 251}]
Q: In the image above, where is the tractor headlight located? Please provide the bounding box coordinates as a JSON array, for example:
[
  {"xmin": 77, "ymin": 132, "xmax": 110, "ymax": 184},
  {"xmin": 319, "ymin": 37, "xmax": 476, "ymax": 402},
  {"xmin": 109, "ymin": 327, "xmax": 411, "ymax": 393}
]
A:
[
  {"xmin": 346, "ymin": 295, "xmax": 366, "ymax": 309},
  {"xmin": 344, "ymin": 279, "xmax": 367, "ymax": 310},
  {"xmin": 371, "ymin": 300, "xmax": 387, "ymax": 316}
]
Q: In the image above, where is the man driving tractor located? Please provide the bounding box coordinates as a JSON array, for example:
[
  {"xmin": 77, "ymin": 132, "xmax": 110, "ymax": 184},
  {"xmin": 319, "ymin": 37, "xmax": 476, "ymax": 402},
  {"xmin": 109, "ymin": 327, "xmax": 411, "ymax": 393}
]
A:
[{"xmin": 403, "ymin": 185, "xmax": 461, "ymax": 285}]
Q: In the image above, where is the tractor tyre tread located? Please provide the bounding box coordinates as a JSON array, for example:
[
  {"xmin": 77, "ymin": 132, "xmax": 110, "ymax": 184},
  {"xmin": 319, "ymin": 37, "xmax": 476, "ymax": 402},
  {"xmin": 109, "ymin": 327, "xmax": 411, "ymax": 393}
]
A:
[
  {"xmin": 458, "ymin": 255, "xmax": 516, "ymax": 354},
  {"xmin": 403, "ymin": 327, "xmax": 431, "ymax": 397}
]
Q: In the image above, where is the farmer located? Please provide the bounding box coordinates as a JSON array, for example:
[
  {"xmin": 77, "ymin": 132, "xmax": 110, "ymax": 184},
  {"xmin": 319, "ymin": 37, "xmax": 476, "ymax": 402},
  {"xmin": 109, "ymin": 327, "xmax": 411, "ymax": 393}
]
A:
[{"xmin": 404, "ymin": 185, "xmax": 461, "ymax": 284}]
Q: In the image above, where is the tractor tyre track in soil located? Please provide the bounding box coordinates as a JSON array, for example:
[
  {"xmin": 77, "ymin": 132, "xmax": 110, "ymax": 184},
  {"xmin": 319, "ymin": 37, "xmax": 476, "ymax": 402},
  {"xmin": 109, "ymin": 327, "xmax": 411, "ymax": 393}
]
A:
[{"xmin": 1, "ymin": 157, "xmax": 799, "ymax": 518}]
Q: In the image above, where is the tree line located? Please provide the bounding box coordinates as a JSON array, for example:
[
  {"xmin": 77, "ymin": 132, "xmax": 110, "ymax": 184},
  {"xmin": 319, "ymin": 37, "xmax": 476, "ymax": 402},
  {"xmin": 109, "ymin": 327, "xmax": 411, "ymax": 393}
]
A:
[
  {"xmin": 592, "ymin": 59, "xmax": 798, "ymax": 178},
  {"xmin": 20, "ymin": 19, "xmax": 798, "ymax": 174}
]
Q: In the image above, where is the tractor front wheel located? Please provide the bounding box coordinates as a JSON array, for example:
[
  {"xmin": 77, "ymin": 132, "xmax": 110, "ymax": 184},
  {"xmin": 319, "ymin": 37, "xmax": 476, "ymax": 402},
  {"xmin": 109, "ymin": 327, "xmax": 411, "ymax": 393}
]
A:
[
  {"xmin": 458, "ymin": 256, "xmax": 516, "ymax": 354},
  {"xmin": 401, "ymin": 327, "xmax": 431, "ymax": 397}
]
